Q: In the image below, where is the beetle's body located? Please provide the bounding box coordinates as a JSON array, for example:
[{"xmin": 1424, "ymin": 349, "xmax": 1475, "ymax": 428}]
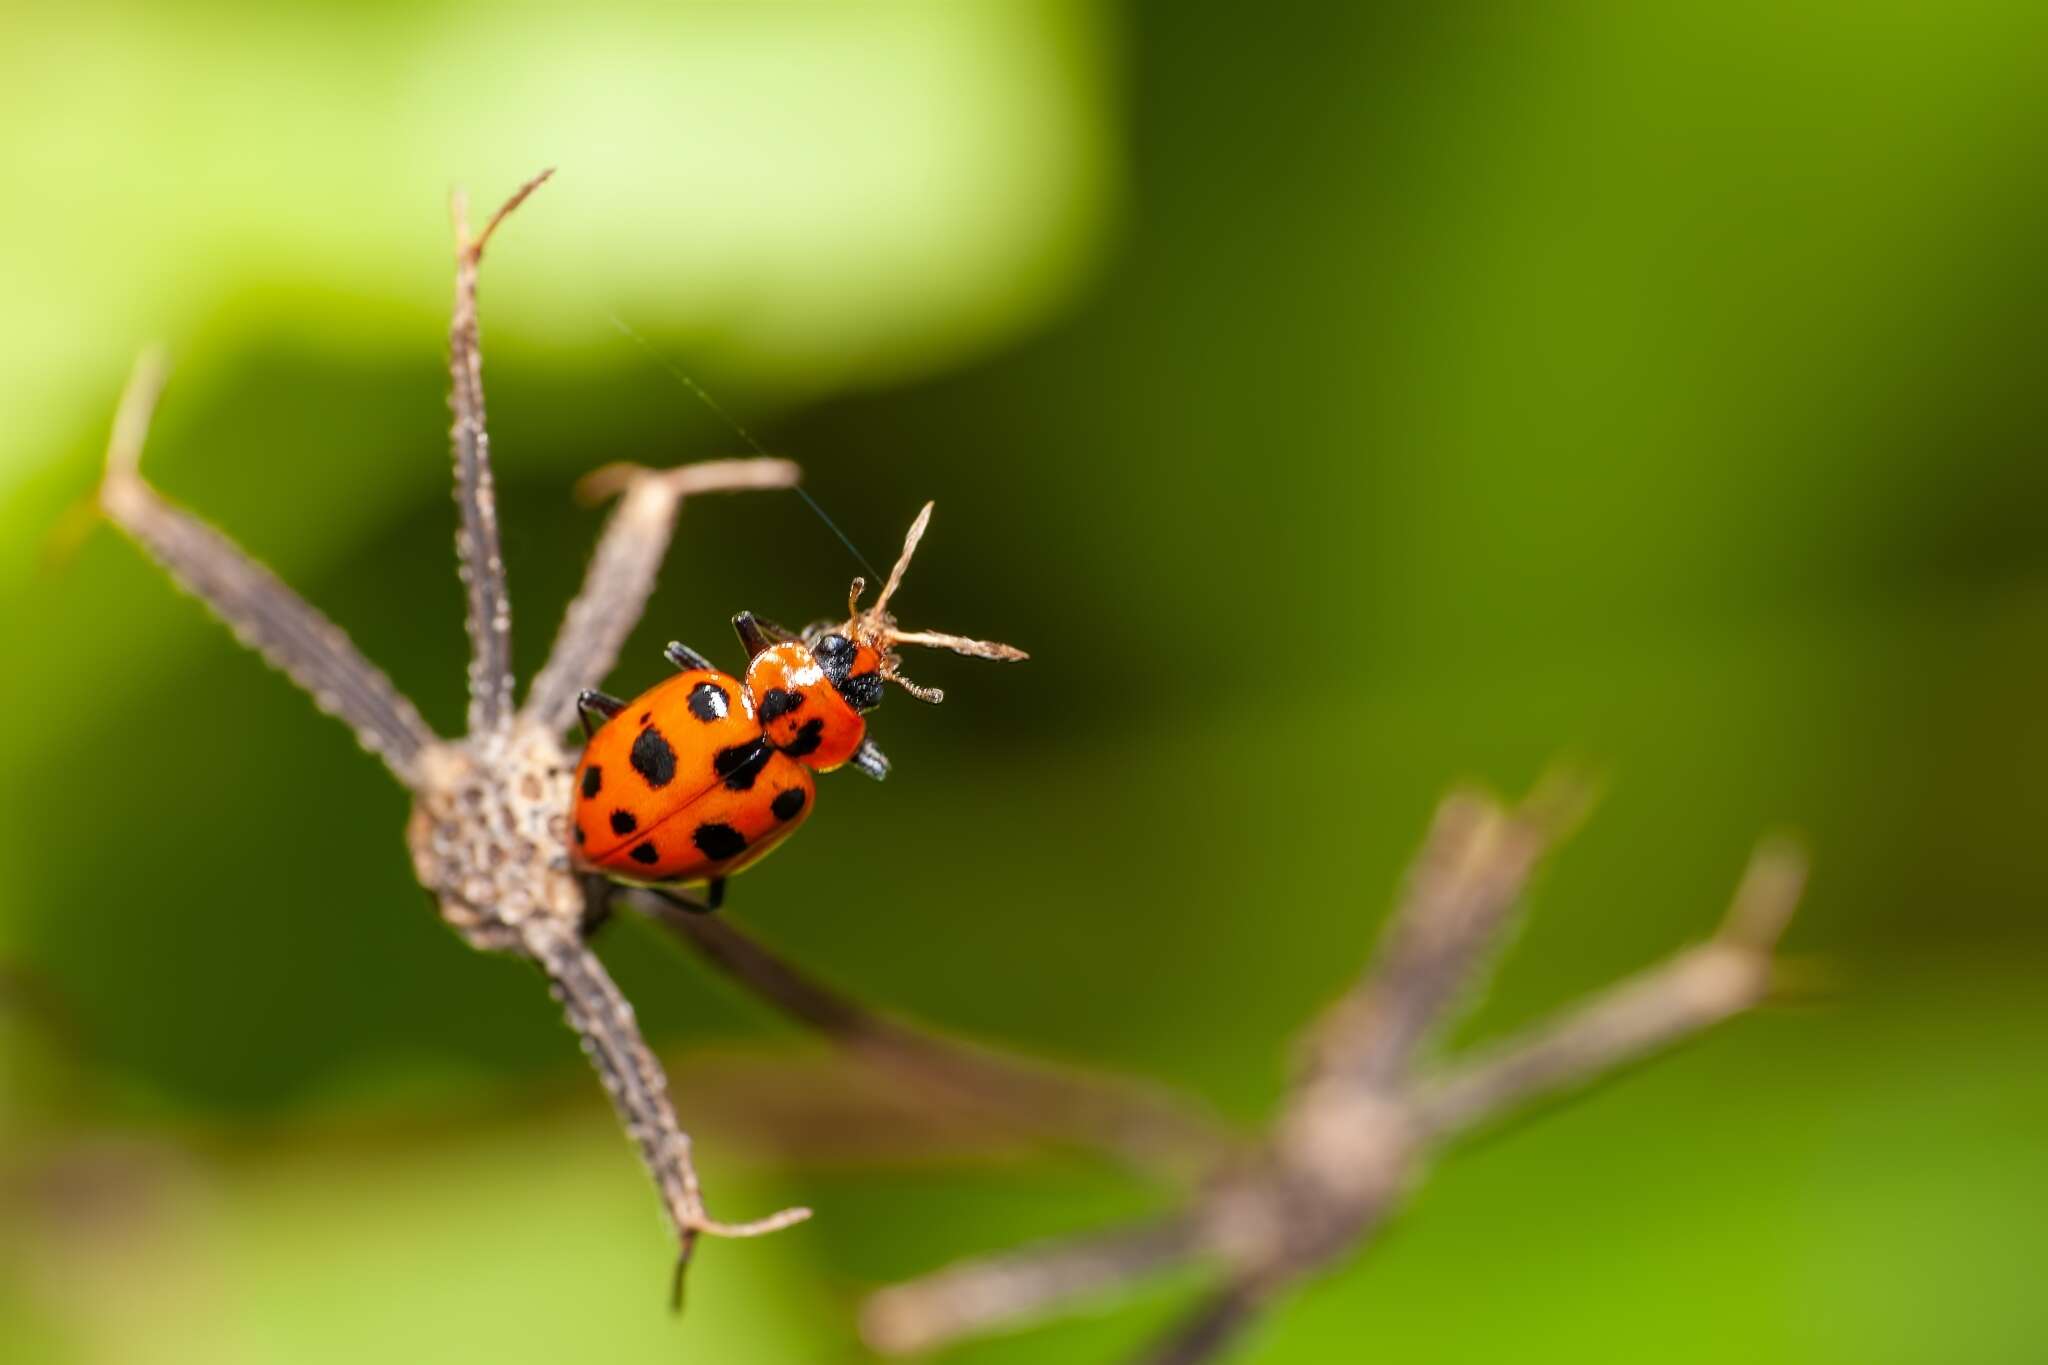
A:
[
  {"xmin": 567, "ymin": 503, "xmax": 1025, "ymax": 905},
  {"xmin": 572, "ymin": 666, "xmax": 819, "ymax": 885}
]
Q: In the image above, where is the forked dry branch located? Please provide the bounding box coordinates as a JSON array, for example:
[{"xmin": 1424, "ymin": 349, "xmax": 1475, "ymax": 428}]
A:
[
  {"xmin": 100, "ymin": 171, "xmax": 814, "ymax": 1298},
  {"xmin": 857, "ymin": 792, "xmax": 1806, "ymax": 1364},
  {"xmin": 99, "ymin": 172, "xmax": 1807, "ymax": 1358}
]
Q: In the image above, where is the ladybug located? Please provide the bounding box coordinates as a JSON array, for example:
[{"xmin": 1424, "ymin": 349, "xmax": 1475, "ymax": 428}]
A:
[{"xmin": 569, "ymin": 503, "xmax": 1023, "ymax": 910}]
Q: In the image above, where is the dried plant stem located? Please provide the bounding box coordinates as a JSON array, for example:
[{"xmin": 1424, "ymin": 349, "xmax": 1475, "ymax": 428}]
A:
[
  {"xmin": 860, "ymin": 794, "xmax": 1807, "ymax": 1363},
  {"xmin": 1302, "ymin": 787, "xmax": 1566, "ymax": 1088},
  {"xmin": 101, "ymin": 171, "xmax": 805, "ymax": 1305},
  {"xmin": 625, "ymin": 892, "xmax": 1239, "ymax": 1180},
  {"xmin": 863, "ymin": 1215, "xmax": 1210, "ymax": 1356},
  {"xmin": 523, "ymin": 457, "xmax": 800, "ymax": 736},
  {"xmin": 448, "ymin": 170, "xmax": 551, "ymax": 739},
  {"xmin": 100, "ymin": 352, "xmax": 439, "ymax": 788},
  {"xmin": 1417, "ymin": 841, "xmax": 1802, "ymax": 1138},
  {"xmin": 525, "ymin": 920, "xmax": 707, "ymax": 1241},
  {"xmin": 1138, "ymin": 1282, "xmax": 1270, "ymax": 1365},
  {"xmin": 525, "ymin": 918, "xmax": 809, "ymax": 1272}
]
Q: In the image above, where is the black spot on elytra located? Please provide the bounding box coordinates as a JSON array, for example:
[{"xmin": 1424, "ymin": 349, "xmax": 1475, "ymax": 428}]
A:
[
  {"xmin": 714, "ymin": 738, "xmax": 773, "ymax": 791},
  {"xmin": 840, "ymin": 670, "xmax": 884, "ymax": 712},
  {"xmin": 758, "ymin": 687, "xmax": 804, "ymax": 723},
  {"xmin": 630, "ymin": 725, "xmax": 677, "ymax": 788},
  {"xmin": 687, "ymin": 681, "xmax": 730, "ymax": 723},
  {"xmin": 629, "ymin": 841, "xmax": 660, "ymax": 865},
  {"xmin": 581, "ymin": 766, "xmax": 602, "ymax": 798},
  {"xmin": 610, "ymin": 809, "xmax": 638, "ymax": 836},
  {"xmin": 574, "ymin": 826, "xmax": 586, "ymax": 845},
  {"xmin": 692, "ymin": 823, "xmax": 746, "ymax": 861},
  {"xmin": 771, "ymin": 788, "xmax": 806, "ymax": 822},
  {"xmin": 782, "ymin": 717, "xmax": 826, "ymax": 759},
  {"xmin": 640, "ymin": 712, "xmax": 651, "ymax": 724}
]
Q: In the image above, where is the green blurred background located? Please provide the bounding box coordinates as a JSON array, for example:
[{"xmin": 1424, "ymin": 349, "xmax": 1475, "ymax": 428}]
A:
[{"xmin": 5, "ymin": 1, "xmax": 2045, "ymax": 1360}]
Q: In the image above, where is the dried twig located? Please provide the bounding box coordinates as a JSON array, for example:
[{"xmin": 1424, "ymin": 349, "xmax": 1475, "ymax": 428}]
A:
[
  {"xmin": 863, "ymin": 1213, "xmax": 1212, "ymax": 1354},
  {"xmin": 99, "ymin": 350, "xmax": 439, "ymax": 788},
  {"xmin": 1416, "ymin": 839, "xmax": 1802, "ymax": 1138},
  {"xmin": 99, "ymin": 172, "xmax": 805, "ymax": 1300},
  {"xmin": 1297, "ymin": 786, "xmax": 1568, "ymax": 1091},
  {"xmin": 524, "ymin": 458, "xmax": 799, "ymax": 736},
  {"xmin": 447, "ymin": 172, "xmax": 547, "ymax": 740},
  {"xmin": 860, "ymin": 792, "xmax": 1807, "ymax": 1362},
  {"xmin": 623, "ymin": 891, "xmax": 1240, "ymax": 1181},
  {"xmin": 527, "ymin": 918, "xmax": 811, "ymax": 1290}
]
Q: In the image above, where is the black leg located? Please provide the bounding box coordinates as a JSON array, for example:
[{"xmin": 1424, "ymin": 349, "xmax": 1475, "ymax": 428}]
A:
[
  {"xmin": 576, "ymin": 688, "xmax": 625, "ymax": 739},
  {"xmin": 670, "ymin": 1244, "xmax": 693, "ymax": 1313},
  {"xmin": 664, "ymin": 641, "xmax": 714, "ymax": 672},
  {"xmin": 646, "ymin": 879, "xmax": 725, "ymax": 916},
  {"xmin": 731, "ymin": 611, "xmax": 773, "ymax": 660},
  {"xmin": 579, "ymin": 874, "xmax": 616, "ymax": 938},
  {"xmin": 850, "ymin": 737, "xmax": 890, "ymax": 781}
]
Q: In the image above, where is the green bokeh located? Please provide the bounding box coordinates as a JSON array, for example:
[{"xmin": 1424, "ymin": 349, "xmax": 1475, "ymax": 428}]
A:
[{"xmin": 4, "ymin": 2, "xmax": 2044, "ymax": 1362}]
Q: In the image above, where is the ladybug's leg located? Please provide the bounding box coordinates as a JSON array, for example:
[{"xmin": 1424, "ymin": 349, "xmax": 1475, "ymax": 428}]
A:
[
  {"xmin": 663, "ymin": 641, "xmax": 715, "ymax": 672},
  {"xmin": 578, "ymin": 874, "xmax": 617, "ymax": 938},
  {"xmin": 576, "ymin": 688, "xmax": 626, "ymax": 739},
  {"xmin": 849, "ymin": 738, "xmax": 891, "ymax": 782},
  {"xmin": 730, "ymin": 612, "xmax": 803, "ymax": 659},
  {"xmin": 731, "ymin": 612, "xmax": 774, "ymax": 660},
  {"xmin": 644, "ymin": 878, "xmax": 725, "ymax": 916}
]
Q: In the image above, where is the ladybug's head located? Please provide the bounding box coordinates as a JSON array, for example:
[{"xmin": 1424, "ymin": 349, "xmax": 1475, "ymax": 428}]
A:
[
  {"xmin": 808, "ymin": 631, "xmax": 887, "ymax": 712},
  {"xmin": 731, "ymin": 503, "xmax": 1025, "ymax": 774},
  {"xmin": 831, "ymin": 501, "xmax": 1028, "ymax": 705},
  {"xmin": 736, "ymin": 635, "xmax": 874, "ymax": 774}
]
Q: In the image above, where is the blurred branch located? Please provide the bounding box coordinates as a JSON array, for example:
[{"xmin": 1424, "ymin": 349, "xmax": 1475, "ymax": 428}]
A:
[
  {"xmin": 1138, "ymin": 1282, "xmax": 1271, "ymax": 1365},
  {"xmin": 1415, "ymin": 840, "xmax": 1804, "ymax": 1138},
  {"xmin": 623, "ymin": 892, "xmax": 1241, "ymax": 1181},
  {"xmin": 1299, "ymin": 782, "xmax": 1575, "ymax": 1089},
  {"xmin": 860, "ymin": 790, "xmax": 1807, "ymax": 1363},
  {"xmin": 864, "ymin": 1214, "xmax": 1211, "ymax": 1356}
]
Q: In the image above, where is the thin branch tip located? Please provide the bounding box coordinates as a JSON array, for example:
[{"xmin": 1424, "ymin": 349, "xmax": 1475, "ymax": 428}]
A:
[
  {"xmin": 695, "ymin": 1203, "xmax": 814, "ymax": 1238},
  {"xmin": 575, "ymin": 456, "xmax": 802, "ymax": 506},
  {"xmin": 1517, "ymin": 764, "xmax": 1603, "ymax": 841},
  {"xmin": 1718, "ymin": 838, "xmax": 1808, "ymax": 952},
  {"xmin": 457, "ymin": 167, "xmax": 556, "ymax": 260},
  {"xmin": 102, "ymin": 346, "xmax": 170, "ymax": 487}
]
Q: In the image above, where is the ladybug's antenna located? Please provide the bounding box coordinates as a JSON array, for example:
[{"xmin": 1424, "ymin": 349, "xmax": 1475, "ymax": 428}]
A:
[
  {"xmin": 869, "ymin": 500, "xmax": 931, "ymax": 619},
  {"xmin": 605, "ymin": 312, "xmax": 884, "ymax": 582},
  {"xmin": 846, "ymin": 502, "xmax": 1027, "ymax": 703}
]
